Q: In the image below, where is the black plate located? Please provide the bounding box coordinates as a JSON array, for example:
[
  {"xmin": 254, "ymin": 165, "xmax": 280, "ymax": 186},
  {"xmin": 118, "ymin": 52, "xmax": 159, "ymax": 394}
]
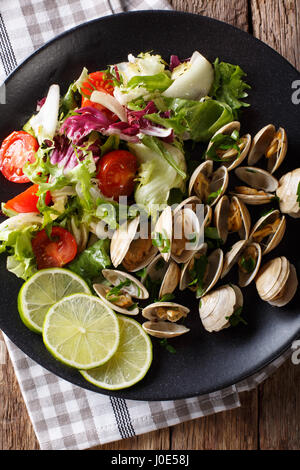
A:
[{"xmin": 0, "ymin": 11, "xmax": 299, "ymax": 401}]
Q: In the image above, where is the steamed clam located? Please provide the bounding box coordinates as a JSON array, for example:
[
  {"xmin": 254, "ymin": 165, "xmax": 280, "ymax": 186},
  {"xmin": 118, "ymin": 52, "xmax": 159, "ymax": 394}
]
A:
[
  {"xmin": 255, "ymin": 257, "xmax": 298, "ymax": 307},
  {"xmin": 214, "ymin": 195, "xmax": 251, "ymax": 243},
  {"xmin": 221, "ymin": 240, "xmax": 262, "ymax": 287},
  {"xmin": 144, "ymin": 254, "xmax": 181, "ymax": 300},
  {"xmin": 179, "ymin": 246, "xmax": 223, "ymax": 298},
  {"xmin": 93, "ymin": 269, "xmax": 149, "ymax": 316},
  {"xmin": 247, "ymin": 124, "xmax": 288, "ymax": 174},
  {"xmin": 188, "ymin": 160, "xmax": 229, "ymax": 206},
  {"xmin": 206, "ymin": 121, "xmax": 251, "ymax": 171},
  {"xmin": 249, "ymin": 209, "xmax": 286, "ymax": 255},
  {"xmin": 276, "ymin": 168, "xmax": 300, "ymax": 218},
  {"xmin": 110, "ymin": 216, "xmax": 157, "ymax": 271},
  {"xmin": 199, "ymin": 284, "xmax": 244, "ymax": 332},
  {"xmin": 142, "ymin": 302, "xmax": 190, "ymax": 338},
  {"xmin": 232, "ymin": 167, "xmax": 279, "ymax": 205},
  {"xmin": 153, "ymin": 206, "xmax": 201, "ymax": 264}
]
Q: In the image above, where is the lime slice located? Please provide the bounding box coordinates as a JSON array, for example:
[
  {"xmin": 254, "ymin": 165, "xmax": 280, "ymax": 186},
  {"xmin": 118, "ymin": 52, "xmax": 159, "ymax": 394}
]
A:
[
  {"xmin": 43, "ymin": 293, "xmax": 120, "ymax": 369},
  {"xmin": 81, "ymin": 315, "xmax": 152, "ymax": 390},
  {"xmin": 18, "ymin": 268, "xmax": 91, "ymax": 334}
]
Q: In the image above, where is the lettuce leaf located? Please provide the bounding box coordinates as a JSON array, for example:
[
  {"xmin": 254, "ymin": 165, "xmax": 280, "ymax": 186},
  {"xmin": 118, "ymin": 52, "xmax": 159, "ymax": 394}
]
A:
[
  {"xmin": 68, "ymin": 238, "xmax": 111, "ymax": 287},
  {"xmin": 148, "ymin": 97, "xmax": 234, "ymax": 142},
  {"xmin": 211, "ymin": 59, "xmax": 250, "ymax": 116},
  {"xmin": 0, "ymin": 223, "xmax": 38, "ymax": 280},
  {"xmin": 129, "ymin": 140, "xmax": 186, "ymax": 217}
]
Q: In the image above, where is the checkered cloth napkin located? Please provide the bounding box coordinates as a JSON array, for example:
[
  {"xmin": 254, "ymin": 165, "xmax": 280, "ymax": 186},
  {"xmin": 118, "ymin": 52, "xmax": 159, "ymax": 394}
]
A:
[{"xmin": 0, "ymin": 0, "xmax": 295, "ymax": 451}]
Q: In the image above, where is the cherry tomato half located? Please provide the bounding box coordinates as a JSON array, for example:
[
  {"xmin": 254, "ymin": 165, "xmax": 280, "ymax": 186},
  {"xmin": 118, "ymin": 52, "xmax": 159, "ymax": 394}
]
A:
[
  {"xmin": 0, "ymin": 131, "xmax": 38, "ymax": 183},
  {"xmin": 81, "ymin": 71, "xmax": 117, "ymax": 121},
  {"xmin": 32, "ymin": 226, "xmax": 77, "ymax": 270},
  {"xmin": 4, "ymin": 184, "xmax": 51, "ymax": 213},
  {"xmin": 96, "ymin": 150, "xmax": 138, "ymax": 201}
]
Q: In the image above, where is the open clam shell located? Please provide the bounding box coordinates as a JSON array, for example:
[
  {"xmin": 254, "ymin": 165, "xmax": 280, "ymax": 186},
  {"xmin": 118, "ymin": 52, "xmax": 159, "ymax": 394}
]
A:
[
  {"xmin": 110, "ymin": 216, "xmax": 157, "ymax": 271},
  {"xmin": 142, "ymin": 321, "xmax": 190, "ymax": 339},
  {"xmin": 145, "ymin": 254, "xmax": 181, "ymax": 299},
  {"xmin": 235, "ymin": 167, "xmax": 279, "ymax": 192},
  {"xmin": 179, "ymin": 243, "xmax": 208, "ymax": 291},
  {"xmin": 238, "ymin": 242, "xmax": 262, "ymax": 287},
  {"xmin": 228, "ymin": 196, "xmax": 251, "ymax": 239},
  {"xmin": 249, "ymin": 209, "xmax": 286, "ymax": 255},
  {"xmin": 232, "ymin": 167, "xmax": 278, "ymax": 205},
  {"xmin": 221, "ymin": 239, "xmax": 248, "ymax": 279},
  {"xmin": 266, "ymin": 127, "xmax": 288, "ymax": 174},
  {"xmin": 206, "ymin": 121, "xmax": 251, "ymax": 171},
  {"xmin": 153, "ymin": 206, "xmax": 173, "ymax": 262},
  {"xmin": 171, "ymin": 207, "xmax": 201, "ymax": 263},
  {"xmin": 102, "ymin": 269, "xmax": 149, "ymax": 299},
  {"xmin": 215, "ymin": 195, "xmax": 251, "ymax": 243},
  {"xmin": 199, "ymin": 284, "xmax": 240, "ymax": 332},
  {"xmin": 197, "ymin": 248, "xmax": 224, "ymax": 298},
  {"xmin": 188, "ymin": 160, "xmax": 229, "ymax": 206},
  {"xmin": 142, "ymin": 302, "xmax": 190, "ymax": 323},
  {"xmin": 93, "ymin": 283, "xmax": 139, "ymax": 316},
  {"xmin": 247, "ymin": 124, "xmax": 276, "ymax": 166}
]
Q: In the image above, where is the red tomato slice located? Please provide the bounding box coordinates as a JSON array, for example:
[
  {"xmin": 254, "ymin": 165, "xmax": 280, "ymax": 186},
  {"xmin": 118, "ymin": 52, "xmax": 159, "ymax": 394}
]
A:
[
  {"xmin": 96, "ymin": 150, "xmax": 138, "ymax": 200},
  {"xmin": 32, "ymin": 226, "xmax": 77, "ymax": 270},
  {"xmin": 81, "ymin": 71, "xmax": 117, "ymax": 121},
  {"xmin": 4, "ymin": 184, "xmax": 51, "ymax": 213},
  {"xmin": 0, "ymin": 131, "xmax": 38, "ymax": 183}
]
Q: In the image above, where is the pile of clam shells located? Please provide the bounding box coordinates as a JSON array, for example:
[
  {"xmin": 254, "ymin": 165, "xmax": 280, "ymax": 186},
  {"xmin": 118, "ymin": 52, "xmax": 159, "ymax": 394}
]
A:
[{"xmin": 93, "ymin": 121, "xmax": 299, "ymax": 339}]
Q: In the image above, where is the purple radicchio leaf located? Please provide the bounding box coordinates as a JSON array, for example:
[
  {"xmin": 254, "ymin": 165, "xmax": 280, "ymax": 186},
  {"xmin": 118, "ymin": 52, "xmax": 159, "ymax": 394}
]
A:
[
  {"xmin": 60, "ymin": 106, "xmax": 112, "ymax": 144},
  {"xmin": 50, "ymin": 135, "xmax": 101, "ymax": 172}
]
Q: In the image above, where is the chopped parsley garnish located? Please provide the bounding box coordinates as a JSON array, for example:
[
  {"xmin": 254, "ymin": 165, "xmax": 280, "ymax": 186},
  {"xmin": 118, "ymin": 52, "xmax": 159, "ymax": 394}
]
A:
[
  {"xmin": 296, "ymin": 182, "xmax": 300, "ymax": 208},
  {"xmin": 206, "ymin": 131, "xmax": 241, "ymax": 162},
  {"xmin": 159, "ymin": 338, "xmax": 176, "ymax": 354},
  {"xmin": 226, "ymin": 306, "xmax": 248, "ymax": 327},
  {"xmin": 240, "ymin": 256, "xmax": 256, "ymax": 273},
  {"xmin": 152, "ymin": 230, "xmax": 171, "ymax": 253},
  {"xmin": 156, "ymin": 293, "xmax": 176, "ymax": 303},
  {"xmin": 106, "ymin": 279, "xmax": 131, "ymax": 301},
  {"xmin": 207, "ymin": 187, "xmax": 223, "ymax": 205},
  {"xmin": 188, "ymin": 255, "xmax": 208, "ymax": 298}
]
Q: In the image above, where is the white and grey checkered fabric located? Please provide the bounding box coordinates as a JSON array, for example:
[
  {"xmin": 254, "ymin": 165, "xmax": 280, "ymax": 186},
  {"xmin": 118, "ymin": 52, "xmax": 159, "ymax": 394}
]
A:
[{"xmin": 0, "ymin": 0, "xmax": 296, "ymax": 451}]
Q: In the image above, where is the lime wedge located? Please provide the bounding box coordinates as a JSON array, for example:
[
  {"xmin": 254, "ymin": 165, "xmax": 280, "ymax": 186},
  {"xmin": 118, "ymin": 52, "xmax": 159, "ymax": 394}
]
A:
[
  {"xmin": 43, "ymin": 293, "xmax": 120, "ymax": 369},
  {"xmin": 18, "ymin": 268, "xmax": 91, "ymax": 334},
  {"xmin": 81, "ymin": 315, "xmax": 152, "ymax": 390}
]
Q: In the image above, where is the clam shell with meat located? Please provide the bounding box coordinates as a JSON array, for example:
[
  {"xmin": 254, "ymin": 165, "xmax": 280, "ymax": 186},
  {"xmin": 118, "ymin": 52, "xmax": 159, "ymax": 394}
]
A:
[
  {"xmin": 214, "ymin": 195, "xmax": 251, "ymax": 243},
  {"xmin": 231, "ymin": 167, "xmax": 279, "ymax": 205},
  {"xmin": 188, "ymin": 160, "xmax": 229, "ymax": 206},
  {"xmin": 144, "ymin": 254, "xmax": 181, "ymax": 300},
  {"xmin": 221, "ymin": 240, "xmax": 262, "ymax": 287},
  {"xmin": 179, "ymin": 247, "xmax": 223, "ymax": 298},
  {"xmin": 154, "ymin": 206, "xmax": 201, "ymax": 264},
  {"xmin": 247, "ymin": 124, "xmax": 287, "ymax": 174},
  {"xmin": 206, "ymin": 121, "xmax": 251, "ymax": 171},
  {"xmin": 110, "ymin": 215, "xmax": 157, "ymax": 271},
  {"xmin": 142, "ymin": 302, "xmax": 190, "ymax": 338},
  {"xmin": 249, "ymin": 209, "xmax": 286, "ymax": 255},
  {"xmin": 93, "ymin": 269, "xmax": 149, "ymax": 316}
]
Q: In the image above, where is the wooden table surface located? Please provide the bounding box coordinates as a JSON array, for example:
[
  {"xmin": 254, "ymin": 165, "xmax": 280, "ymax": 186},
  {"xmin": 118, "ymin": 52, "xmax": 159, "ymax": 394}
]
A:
[{"xmin": 0, "ymin": 0, "xmax": 299, "ymax": 451}]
